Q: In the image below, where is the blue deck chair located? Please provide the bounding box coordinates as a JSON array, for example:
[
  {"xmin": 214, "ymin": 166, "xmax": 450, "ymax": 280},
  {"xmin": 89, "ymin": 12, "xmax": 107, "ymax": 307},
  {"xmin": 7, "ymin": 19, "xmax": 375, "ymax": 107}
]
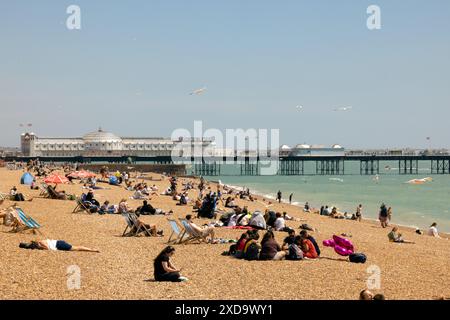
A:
[
  {"xmin": 167, "ymin": 218, "xmax": 186, "ymax": 244},
  {"xmin": 178, "ymin": 218, "xmax": 206, "ymax": 244},
  {"xmin": 13, "ymin": 207, "xmax": 42, "ymax": 234}
]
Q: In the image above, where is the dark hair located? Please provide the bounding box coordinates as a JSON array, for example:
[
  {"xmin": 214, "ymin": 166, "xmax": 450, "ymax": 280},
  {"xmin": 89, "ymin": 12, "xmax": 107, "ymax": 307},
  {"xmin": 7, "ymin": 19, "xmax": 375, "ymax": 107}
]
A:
[
  {"xmin": 143, "ymin": 200, "xmax": 148, "ymax": 205},
  {"xmin": 373, "ymin": 294, "xmax": 385, "ymax": 300},
  {"xmin": 431, "ymin": 222, "xmax": 437, "ymax": 227},
  {"xmin": 19, "ymin": 241, "xmax": 41, "ymax": 250},
  {"xmin": 276, "ymin": 212, "xmax": 282, "ymax": 218},
  {"xmin": 294, "ymin": 235, "xmax": 302, "ymax": 245},
  {"xmin": 288, "ymin": 229, "xmax": 295, "ymax": 235},
  {"xmin": 261, "ymin": 231, "xmax": 274, "ymax": 244},
  {"xmin": 300, "ymin": 230, "xmax": 308, "ymax": 237},
  {"xmin": 186, "ymin": 214, "xmax": 192, "ymax": 220},
  {"xmin": 154, "ymin": 246, "xmax": 175, "ymax": 262}
]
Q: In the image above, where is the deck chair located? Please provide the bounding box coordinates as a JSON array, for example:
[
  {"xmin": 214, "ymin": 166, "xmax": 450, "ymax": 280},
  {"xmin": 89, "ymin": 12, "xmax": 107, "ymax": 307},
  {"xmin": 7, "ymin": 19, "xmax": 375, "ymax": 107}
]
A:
[
  {"xmin": 0, "ymin": 192, "xmax": 12, "ymax": 201},
  {"xmin": 72, "ymin": 193, "xmax": 94, "ymax": 214},
  {"xmin": 38, "ymin": 183, "xmax": 50, "ymax": 198},
  {"xmin": 177, "ymin": 218, "xmax": 207, "ymax": 244},
  {"xmin": 47, "ymin": 186, "xmax": 67, "ymax": 200},
  {"xmin": 10, "ymin": 207, "xmax": 42, "ymax": 234},
  {"xmin": 122, "ymin": 212, "xmax": 153, "ymax": 237},
  {"xmin": 167, "ymin": 218, "xmax": 186, "ymax": 244}
]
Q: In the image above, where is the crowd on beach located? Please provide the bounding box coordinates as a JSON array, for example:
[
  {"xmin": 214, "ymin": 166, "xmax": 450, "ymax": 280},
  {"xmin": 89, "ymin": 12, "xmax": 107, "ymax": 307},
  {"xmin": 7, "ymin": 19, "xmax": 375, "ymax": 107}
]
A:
[{"xmin": 0, "ymin": 160, "xmax": 448, "ymax": 298}]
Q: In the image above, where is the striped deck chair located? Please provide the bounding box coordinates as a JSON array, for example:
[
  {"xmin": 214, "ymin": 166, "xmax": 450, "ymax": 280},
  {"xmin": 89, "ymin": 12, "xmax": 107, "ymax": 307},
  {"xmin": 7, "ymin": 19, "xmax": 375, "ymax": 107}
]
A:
[
  {"xmin": 0, "ymin": 192, "xmax": 12, "ymax": 202},
  {"xmin": 38, "ymin": 183, "xmax": 50, "ymax": 198},
  {"xmin": 122, "ymin": 212, "xmax": 153, "ymax": 237},
  {"xmin": 11, "ymin": 207, "xmax": 42, "ymax": 234},
  {"xmin": 178, "ymin": 218, "xmax": 207, "ymax": 244}
]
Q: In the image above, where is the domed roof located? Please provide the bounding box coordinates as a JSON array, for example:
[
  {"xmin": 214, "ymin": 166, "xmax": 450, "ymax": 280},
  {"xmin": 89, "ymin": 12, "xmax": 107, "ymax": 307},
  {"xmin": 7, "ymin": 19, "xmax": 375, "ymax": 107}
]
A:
[
  {"xmin": 83, "ymin": 128, "xmax": 122, "ymax": 143},
  {"xmin": 295, "ymin": 144, "xmax": 310, "ymax": 149},
  {"xmin": 280, "ymin": 145, "xmax": 292, "ymax": 150},
  {"xmin": 332, "ymin": 144, "xmax": 343, "ymax": 149}
]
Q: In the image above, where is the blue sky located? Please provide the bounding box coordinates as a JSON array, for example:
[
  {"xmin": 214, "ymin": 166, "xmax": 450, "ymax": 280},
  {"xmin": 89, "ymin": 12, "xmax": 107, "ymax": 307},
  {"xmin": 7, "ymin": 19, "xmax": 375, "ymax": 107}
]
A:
[{"xmin": 0, "ymin": 0, "xmax": 449, "ymax": 149}]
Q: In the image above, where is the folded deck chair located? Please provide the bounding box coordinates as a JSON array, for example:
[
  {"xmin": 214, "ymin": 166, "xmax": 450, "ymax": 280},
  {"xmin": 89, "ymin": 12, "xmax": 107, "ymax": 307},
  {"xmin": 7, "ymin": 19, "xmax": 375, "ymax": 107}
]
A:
[
  {"xmin": 178, "ymin": 218, "xmax": 207, "ymax": 244},
  {"xmin": 72, "ymin": 193, "xmax": 94, "ymax": 214},
  {"xmin": 11, "ymin": 207, "xmax": 42, "ymax": 234},
  {"xmin": 122, "ymin": 212, "xmax": 153, "ymax": 237},
  {"xmin": 167, "ymin": 218, "xmax": 186, "ymax": 244}
]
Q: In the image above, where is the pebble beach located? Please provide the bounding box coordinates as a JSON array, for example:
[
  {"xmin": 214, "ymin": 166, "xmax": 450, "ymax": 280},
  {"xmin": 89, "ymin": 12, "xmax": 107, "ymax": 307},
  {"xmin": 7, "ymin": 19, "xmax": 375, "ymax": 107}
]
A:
[{"xmin": 0, "ymin": 167, "xmax": 449, "ymax": 300}]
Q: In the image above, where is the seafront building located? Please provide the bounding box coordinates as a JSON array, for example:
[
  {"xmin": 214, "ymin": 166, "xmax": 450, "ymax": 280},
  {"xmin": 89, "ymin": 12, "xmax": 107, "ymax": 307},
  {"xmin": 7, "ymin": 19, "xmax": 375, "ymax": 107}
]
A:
[{"xmin": 20, "ymin": 128, "xmax": 215, "ymax": 158}]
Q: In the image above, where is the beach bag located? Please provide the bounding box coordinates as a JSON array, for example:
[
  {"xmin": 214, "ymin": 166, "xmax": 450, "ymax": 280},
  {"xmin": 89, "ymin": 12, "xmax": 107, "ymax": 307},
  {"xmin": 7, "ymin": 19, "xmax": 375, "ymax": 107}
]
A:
[
  {"xmin": 244, "ymin": 243, "xmax": 259, "ymax": 261},
  {"xmin": 228, "ymin": 244, "xmax": 237, "ymax": 255},
  {"xmin": 349, "ymin": 253, "xmax": 367, "ymax": 263}
]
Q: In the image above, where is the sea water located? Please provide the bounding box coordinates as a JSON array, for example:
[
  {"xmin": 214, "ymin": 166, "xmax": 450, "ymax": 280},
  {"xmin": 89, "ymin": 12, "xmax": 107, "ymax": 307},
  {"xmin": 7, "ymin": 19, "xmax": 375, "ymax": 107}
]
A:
[{"xmin": 198, "ymin": 161, "xmax": 450, "ymax": 233}]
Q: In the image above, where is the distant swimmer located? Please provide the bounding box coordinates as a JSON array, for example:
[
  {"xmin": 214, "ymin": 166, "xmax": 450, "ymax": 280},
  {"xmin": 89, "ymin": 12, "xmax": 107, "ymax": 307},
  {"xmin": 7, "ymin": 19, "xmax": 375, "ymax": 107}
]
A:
[
  {"xmin": 189, "ymin": 87, "xmax": 207, "ymax": 95},
  {"xmin": 373, "ymin": 174, "xmax": 380, "ymax": 183},
  {"xmin": 385, "ymin": 165, "xmax": 391, "ymax": 171},
  {"xmin": 333, "ymin": 106, "xmax": 352, "ymax": 112}
]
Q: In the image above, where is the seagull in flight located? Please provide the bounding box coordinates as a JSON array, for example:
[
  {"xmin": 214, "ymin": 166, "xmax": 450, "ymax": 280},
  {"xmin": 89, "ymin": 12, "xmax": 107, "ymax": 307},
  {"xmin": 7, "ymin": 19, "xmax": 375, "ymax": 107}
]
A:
[
  {"xmin": 334, "ymin": 106, "xmax": 352, "ymax": 112},
  {"xmin": 190, "ymin": 87, "xmax": 207, "ymax": 95},
  {"xmin": 296, "ymin": 105, "xmax": 304, "ymax": 111}
]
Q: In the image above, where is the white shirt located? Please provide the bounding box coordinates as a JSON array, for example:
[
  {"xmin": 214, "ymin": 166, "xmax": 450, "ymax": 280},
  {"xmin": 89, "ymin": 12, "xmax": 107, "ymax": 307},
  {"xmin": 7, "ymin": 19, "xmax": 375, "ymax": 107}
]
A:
[
  {"xmin": 46, "ymin": 239, "xmax": 58, "ymax": 251},
  {"xmin": 274, "ymin": 217, "xmax": 286, "ymax": 231},
  {"xmin": 428, "ymin": 226, "xmax": 440, "ymax": 237}
]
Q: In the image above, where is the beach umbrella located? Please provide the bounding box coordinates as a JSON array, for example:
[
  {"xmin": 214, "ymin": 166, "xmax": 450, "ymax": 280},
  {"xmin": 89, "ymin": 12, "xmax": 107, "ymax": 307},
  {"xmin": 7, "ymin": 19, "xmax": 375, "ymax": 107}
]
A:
[
  {"xmin": 68, "ymin": 170, "xmax": 96, "ymax": 179},
  {"xmin": 44, "ymin": 174, "xmax": 69, "ymax": 185}
]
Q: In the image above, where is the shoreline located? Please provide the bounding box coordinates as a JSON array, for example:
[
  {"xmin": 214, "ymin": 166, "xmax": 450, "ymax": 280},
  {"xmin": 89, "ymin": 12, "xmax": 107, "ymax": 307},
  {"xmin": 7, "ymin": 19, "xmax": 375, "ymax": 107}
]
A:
[{"xmin": 208, "ymin": 179, "xmax": 450, "ymax": 238}]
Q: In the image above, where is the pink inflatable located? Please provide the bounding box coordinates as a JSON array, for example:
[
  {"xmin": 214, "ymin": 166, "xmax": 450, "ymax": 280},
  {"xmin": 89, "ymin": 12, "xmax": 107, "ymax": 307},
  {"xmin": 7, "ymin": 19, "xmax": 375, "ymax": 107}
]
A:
[{"xmin": 323, "ymin": 235, "xmax": 354, "ymax": 256}]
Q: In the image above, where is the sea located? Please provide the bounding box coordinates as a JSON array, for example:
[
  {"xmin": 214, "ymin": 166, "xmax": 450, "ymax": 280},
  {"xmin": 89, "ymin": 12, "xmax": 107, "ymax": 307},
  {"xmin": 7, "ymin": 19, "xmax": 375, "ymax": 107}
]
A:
[{"xmin": 193, "ymin": 160, "xmax": 450, "ymax": 233}]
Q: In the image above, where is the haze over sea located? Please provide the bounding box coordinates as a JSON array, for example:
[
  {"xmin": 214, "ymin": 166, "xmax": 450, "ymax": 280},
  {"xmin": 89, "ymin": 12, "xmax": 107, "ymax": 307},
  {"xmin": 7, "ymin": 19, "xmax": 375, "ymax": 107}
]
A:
[{"xmin": 200, "ymin": 161, "xmax": 450, "ymax": 233}]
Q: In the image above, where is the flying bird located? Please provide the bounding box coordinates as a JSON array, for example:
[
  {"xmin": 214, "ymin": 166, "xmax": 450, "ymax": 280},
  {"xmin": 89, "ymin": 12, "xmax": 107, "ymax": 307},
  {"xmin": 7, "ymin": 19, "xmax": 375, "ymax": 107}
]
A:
[
  {"xmin": 190, "ymin": 87, "xmax": 207, "ymax": 95},
  {"xmin": 334, "ymin": 106, "xmax": 352, "ymax": 112},
  {"xmin": 296, "ymin": 105, "xmax": 304, "ymax": 111}
]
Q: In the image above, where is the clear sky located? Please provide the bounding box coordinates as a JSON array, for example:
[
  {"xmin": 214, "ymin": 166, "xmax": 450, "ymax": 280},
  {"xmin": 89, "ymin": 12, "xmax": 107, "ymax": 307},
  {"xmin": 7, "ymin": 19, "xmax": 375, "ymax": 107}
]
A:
[{"xmin": 0, "ymin": 0, "xmax": 449, "ymax": 149}]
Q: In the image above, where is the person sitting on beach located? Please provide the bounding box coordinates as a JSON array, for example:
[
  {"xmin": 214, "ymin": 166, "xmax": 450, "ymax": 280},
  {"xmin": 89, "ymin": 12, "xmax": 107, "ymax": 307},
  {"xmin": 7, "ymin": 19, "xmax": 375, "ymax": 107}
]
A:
[
  {"xmin": 249, "ymin": 211, "xmax": 267, "ymax": 230},
  {"xmin": 178, "ymin": 193, "xmax": 188, "ymax": 206},
  {"xmin": 30, "ymin": 178, "xmax": 39, "ymax": 190},
  {"xmin": 428, "ymin": 222, "xmax": 441, "ymax": 238},
  {"xmin": 99, "ymin": 201, "xmax": 117, "ymax": 215},
  {"xmin": 387, "ymin": 226, "xmax": 413, "ymax": 243},
  {"xmin": 273, "ymin": 212, "xmax": 293, "ymax": 232},
  {"xmin": 0, "ymin": 207, "xmax": 16, "ymax": 226},
  {"xmin": 153, "ymin": 246, "xmax": 188, "ymax": 282},
  {"xmin": 259, "ymin": 231, "xmax": 286, "ymax": 261},
  {"xmin": 118, "ymin": 199, "xmax": 132, "ymax": 214},
  {"xmin": 185, "ymin": 214, "xmax": 216, "ymax": 242},
  {"xmin": 304, "ymin": 202, "xmax": 310, "ymax": 213},
  {"xmin": 10, "ymin": 187, "xmax": 32, "ymax": 202},
  {"xmin": 233, "ymin": 232, "xmax": 249, "ymax": 259},
  {"xmin": 300, "ymin": 230, "xmax": 321, "ymax": 256},
  {"xmin": 85, "ymin": 189, "xmax": 100, "ymax": 206},
  {"xmin": 225, "ymin": 196, "xmax": 238, "ymax": 208},
  {"xmin": 136, "ymin": 200, "xmax": 167, "ymax": 216},
  {"xmin": 226, "ymin": 209, "xmax": 240, "ymax": 227},
  {"xmin": 19, "ymin": 239, "xmax": 99, "ymax": 253},
  {"xmin": 286, "ymin": 236, "xmax": 304, "ymax": 260},
  {"xmin": 264, "ymin": 209, "xmax": 277, "ymax": 228},
  {"xmin": 300, "ymin": 233, "xmax": 318, "ymax": 259},
  {"xmin": 282, "ymin": 229, "xmax": 296, "ymax": 250},
  {"xmin": 243, "ymin": 231, "xmax": 261, "ymax": 260}
]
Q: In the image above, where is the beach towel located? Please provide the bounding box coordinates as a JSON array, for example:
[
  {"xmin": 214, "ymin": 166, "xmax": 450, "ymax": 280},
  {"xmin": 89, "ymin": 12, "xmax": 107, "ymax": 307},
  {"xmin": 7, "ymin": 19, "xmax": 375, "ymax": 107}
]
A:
[{"xmin": 224, "ymin": 226, "xmax": 255, "ymax": 230}]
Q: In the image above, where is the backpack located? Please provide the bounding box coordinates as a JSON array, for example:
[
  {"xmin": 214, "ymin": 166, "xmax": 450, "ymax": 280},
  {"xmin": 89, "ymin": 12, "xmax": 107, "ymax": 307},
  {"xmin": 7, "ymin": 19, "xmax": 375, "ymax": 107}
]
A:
[
  {"xmin": 287, "ymin": 244, "xmax": 303, "ymax": 260},
  {"xmin": 244, "ymin": 243, "xmax": 259, "ymax": 261},
  {"xmin": 349, "ymin": 253, "xmax": 367, "ymax": 263}
]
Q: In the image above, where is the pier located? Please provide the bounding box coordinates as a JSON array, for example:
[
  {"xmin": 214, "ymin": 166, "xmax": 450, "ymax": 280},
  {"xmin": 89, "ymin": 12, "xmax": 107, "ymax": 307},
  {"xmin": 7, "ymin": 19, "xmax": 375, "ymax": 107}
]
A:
[{"xmin": 3, "ymin": 155, "xmax": 450, "ymax": 176}]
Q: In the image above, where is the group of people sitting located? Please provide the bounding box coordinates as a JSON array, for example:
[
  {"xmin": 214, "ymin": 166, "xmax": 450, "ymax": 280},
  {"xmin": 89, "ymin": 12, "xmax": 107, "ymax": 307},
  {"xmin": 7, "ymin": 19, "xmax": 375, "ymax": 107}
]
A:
[{"xmin": 228, "ymin": 228, "xmax": 320, "ymax": 261}]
